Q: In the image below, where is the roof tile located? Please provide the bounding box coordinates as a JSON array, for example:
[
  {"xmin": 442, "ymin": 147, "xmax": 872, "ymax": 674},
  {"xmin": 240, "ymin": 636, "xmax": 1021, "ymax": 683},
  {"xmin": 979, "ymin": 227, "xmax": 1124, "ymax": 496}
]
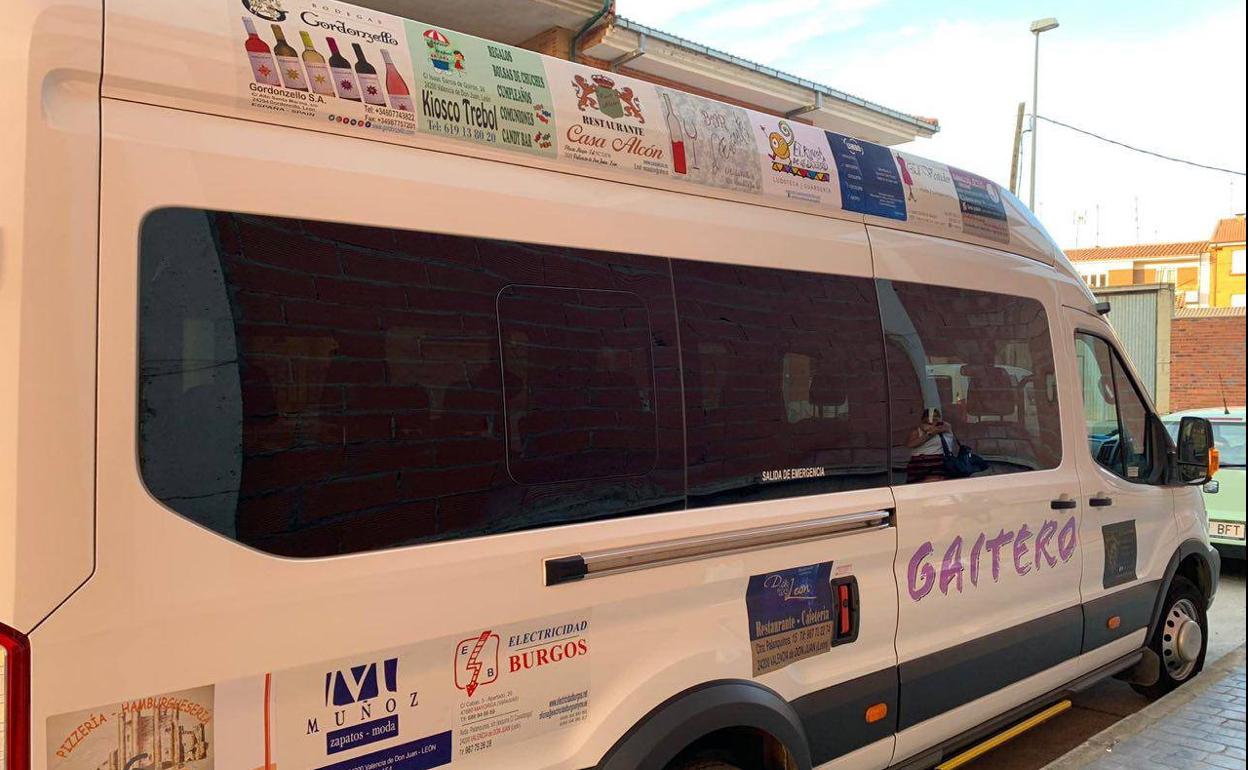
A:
[
  {"xmin": 1210, "ymin": 216, "xmax": 1246, "ymax": 245},
  {"xmin": 1063, "ymin": 241, "xmax": 1208, "ymax": 263}
]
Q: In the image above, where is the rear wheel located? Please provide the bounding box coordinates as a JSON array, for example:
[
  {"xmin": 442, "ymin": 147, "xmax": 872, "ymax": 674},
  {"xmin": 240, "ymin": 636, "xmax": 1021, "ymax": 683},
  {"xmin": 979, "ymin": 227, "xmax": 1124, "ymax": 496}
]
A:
[{"xmin": 1132, "ymin": 576, "xmax": 1207, "ymax": 699}]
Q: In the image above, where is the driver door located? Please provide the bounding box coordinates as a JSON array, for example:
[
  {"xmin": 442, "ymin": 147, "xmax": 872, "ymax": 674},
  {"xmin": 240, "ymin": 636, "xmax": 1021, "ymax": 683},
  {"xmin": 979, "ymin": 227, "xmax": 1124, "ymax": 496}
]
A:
[{"xmin": 1065, "ymin": 309, "xmax": 1177, "ymax": 656}]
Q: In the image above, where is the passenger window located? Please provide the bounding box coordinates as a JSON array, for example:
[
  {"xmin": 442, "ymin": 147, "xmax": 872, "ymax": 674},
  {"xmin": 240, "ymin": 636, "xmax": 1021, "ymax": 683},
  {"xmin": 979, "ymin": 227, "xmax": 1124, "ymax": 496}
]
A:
[
  {"xmin": 878, "ymin": 280, "xmax": 1062, "ymax": 483},
  {"xmin": 137, "ymin": 209, "xmax": 682, "ymax": 557},
  {"xmin": 1075, "ymin": 333, "xmax": 1156, "ymax": 481},
  {"xmin": 498, "ymin": 285, "xmax": 657, "ymax": 484},
  {"xmin": 673, "ymin": 261, "xmax": 890, "ymax": 506}
]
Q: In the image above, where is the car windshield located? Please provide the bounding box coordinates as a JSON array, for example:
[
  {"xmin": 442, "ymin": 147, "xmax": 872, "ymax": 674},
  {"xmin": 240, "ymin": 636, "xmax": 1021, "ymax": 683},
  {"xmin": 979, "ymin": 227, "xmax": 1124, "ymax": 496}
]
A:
[{"xmin": 1165, "ymin": 420, "xmax": 1246, "ymax": 467}]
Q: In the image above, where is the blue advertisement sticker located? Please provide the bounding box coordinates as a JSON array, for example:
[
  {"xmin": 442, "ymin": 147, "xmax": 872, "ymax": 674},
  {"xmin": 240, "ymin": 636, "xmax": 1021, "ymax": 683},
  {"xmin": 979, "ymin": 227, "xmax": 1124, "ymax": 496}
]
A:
[
  {"xmin": 316, "ymin": 731, "xmax": 452, "ymax": 770},
  {"xmin": 745, "ymin": 562, "xmax": 835, "ymax": 675},
  {"xmin": 826, "ymin": 132, "xmax": 907, "ymax": 220},
  {"xmin": 949, "ymin": 167, "xmax": 1009, "ymax": 243},
  {"xmin": 326, "ymin": 715, "xmax": 400, "ymax": 755}
]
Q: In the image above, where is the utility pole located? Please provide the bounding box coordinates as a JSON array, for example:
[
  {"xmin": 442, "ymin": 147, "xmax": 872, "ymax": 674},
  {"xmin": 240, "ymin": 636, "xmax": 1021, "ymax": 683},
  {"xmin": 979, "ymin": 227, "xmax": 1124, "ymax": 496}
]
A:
[{"xmin": 1009, "ymin": 101, "xmax": 1025, "ymax": 195}]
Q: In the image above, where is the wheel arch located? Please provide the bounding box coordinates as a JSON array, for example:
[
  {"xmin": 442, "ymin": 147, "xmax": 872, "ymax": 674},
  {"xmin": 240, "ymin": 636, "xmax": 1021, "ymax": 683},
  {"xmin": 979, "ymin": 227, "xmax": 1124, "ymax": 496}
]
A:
[
  {"xmin": 1148, "ymin": 538, "xmax": 1220, "ymax": 639},
  {"xmin": 591, "ymin": 679, "xmax": 812, "ymax": 770}
]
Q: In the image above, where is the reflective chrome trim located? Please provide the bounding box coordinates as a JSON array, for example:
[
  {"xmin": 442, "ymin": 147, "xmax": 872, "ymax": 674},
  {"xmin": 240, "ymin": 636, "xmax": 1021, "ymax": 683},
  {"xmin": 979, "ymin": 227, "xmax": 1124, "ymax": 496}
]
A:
[{"xmin": 545, "ymin": 510, "xmax": 892, "ymax": 585}]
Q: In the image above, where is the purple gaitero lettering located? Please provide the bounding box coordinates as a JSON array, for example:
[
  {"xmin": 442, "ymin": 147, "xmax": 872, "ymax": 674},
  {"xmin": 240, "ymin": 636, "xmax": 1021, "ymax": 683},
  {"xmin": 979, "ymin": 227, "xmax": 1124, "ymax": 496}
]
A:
[
  {"xmin": 1058, "ymin": 516, "xmax": 1078, "ymax": 561},
  {"xmin": 908, "ymin": 541, "xmax": 936, "ymax": 601},
  {"xmin": 1034, "ymin": 519, "xmax": 1059, "ymax": 569},
  {"xmin": 985, "ymin": 529, "xmax": 1015, "ymax": 583},
  {"xmin": 969, "ymin": 532, "xmax": 987, "ymax": 586},
  {"xmin": 1013, "ymin": 524, "xmax": 1034, "ymax": 576},
  {"xmin": 940, "ymin": 536, "xmax": 964, "ymax": 595}
]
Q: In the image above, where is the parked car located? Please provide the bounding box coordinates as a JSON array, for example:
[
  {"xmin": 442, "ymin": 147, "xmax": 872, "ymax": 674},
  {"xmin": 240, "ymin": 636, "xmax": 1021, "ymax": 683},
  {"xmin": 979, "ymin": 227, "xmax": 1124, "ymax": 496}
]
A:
[{"xmin": 1166, "ymin": 408, "xmax": 1246, "ymax": 560}]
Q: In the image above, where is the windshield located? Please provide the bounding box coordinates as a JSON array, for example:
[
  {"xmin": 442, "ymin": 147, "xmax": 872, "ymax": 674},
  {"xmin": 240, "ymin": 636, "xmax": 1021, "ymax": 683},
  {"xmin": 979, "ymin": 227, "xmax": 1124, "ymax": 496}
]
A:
[{"xmin": 1165, "ymin": 420, "xmax": 1246, "ymax": 467}]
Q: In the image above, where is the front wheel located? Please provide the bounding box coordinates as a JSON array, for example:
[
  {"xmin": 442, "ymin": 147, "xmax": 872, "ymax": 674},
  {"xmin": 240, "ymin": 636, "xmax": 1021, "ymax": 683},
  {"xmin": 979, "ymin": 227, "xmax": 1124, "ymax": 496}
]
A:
[{"xmin": 1132, "ymin": 576, "xmax": 1207, "ymax": 699}]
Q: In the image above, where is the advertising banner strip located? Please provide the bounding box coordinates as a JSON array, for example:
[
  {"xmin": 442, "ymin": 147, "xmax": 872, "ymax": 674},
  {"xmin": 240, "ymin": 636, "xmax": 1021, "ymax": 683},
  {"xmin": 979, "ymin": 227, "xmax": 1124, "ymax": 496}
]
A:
[{"xmin": 225, "ymin": 0, "xmax": 1018, "ymax": 248}]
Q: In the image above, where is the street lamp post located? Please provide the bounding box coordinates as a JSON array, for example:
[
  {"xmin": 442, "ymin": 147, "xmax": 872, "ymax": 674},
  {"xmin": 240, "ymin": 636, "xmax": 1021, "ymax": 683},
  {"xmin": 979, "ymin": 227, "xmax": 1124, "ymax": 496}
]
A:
[{"xmin": 1029, "ymin": 17, "xmax": 1059, "ymax": 211}]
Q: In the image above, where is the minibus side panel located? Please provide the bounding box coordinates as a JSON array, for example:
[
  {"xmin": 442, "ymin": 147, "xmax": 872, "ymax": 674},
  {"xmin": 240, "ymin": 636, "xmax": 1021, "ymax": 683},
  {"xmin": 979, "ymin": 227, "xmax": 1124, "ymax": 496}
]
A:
[
  {"xmin": 0, "ymin": 0, "xmax": 100, "ymax": 631},
  {"xmin": 867, "ymin": 227, "xmax": 1090, "ymax": 761},
  {"xmin": 1061, "ymin": 309, "xmax": 1177, "ymax": 651},
  {"xmin": 32, "ymin": 100, "xmax": 899, "ymax": 770}
]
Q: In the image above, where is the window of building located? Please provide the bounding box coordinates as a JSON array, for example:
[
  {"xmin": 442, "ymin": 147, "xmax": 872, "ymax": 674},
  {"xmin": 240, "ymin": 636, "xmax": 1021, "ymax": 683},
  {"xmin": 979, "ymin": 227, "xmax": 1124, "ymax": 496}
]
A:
[
  {"xmin": 878, "ymin": 280, "xmax": 1062, "ymax": 484},
  {"xmin": 1232, "ymin": 249, "xmax": 1246, "ymax": 275},
  {"xmin": 1082, "ymin": 271, "xmax": 1108, "ymax": 289},
  {"xmin": 1074, "ymin": 333, "xmax": 1156, "ymax": 482},
  {"xmin": 138, "ymin": 209, "xmax": 683, "ymax": 557},
  {"xmin": 673, "ymin": 261, "xmax": 890, "ymax": 506},
  {"xmin": 1155, "ymin": 266, "xmax": 1178, "ymax": 285},
  {"xmin": 498, "ymin": 285, "xmax": 657, "ymax": 485},
  {"xmin": 1233, "ymin": 294, "xmax": 1247, "ymax": 308}
]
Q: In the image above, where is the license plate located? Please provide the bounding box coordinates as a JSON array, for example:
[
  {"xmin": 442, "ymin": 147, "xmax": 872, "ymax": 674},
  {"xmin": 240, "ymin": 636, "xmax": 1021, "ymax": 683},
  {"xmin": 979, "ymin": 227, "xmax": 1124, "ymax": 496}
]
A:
[{"xmin": 1211, "ymin": 521, "xmax": 1245, "ymax": 541}]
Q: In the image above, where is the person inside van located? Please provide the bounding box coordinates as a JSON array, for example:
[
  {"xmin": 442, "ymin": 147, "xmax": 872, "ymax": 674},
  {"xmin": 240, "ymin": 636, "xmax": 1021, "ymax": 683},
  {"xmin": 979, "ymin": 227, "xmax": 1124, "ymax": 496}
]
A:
[{"xmin": 905, "ymin": 407, "xmax": 956, "ymax": 483}]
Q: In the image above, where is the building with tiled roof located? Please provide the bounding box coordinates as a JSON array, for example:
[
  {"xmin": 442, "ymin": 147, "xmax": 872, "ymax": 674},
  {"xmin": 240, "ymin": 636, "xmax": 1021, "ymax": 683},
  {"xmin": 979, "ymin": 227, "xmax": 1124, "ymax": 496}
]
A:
[
  {"xmin": 1063, "ymin": 216, "xmax": 1246, "ymax": 308},
  {"xmin": 1208, "ymin": 215, "xmax": 1245, "ymax": 308}
]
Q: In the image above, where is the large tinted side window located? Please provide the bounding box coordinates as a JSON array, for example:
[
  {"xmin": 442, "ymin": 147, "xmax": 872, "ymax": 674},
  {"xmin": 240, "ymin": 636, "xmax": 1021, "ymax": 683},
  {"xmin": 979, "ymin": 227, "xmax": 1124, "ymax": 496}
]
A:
[
  {"xmin": 879, "ymin": 280, "xmax": 1061, "ymax": 483},
  {"xmin": 138, "ymin": 209, "xmax": 682, "ymax": 557},
  {"xmin": 672, "ymin": 261, "xmax": 890, "ymax": 506}
]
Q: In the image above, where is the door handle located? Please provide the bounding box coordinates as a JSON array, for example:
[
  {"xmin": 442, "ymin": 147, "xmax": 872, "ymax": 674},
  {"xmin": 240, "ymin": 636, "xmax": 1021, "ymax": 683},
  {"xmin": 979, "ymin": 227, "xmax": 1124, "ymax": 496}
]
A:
[
  {"xmin": 544, "ymin": 509, "xmax": 893, "ymax": 586},
  {"xmin": 1089, "ymin": 496, "xmax": 1114, "ymax": 507},
  {"xmin": 1050, "ymin": 498, "xmax": 1078, "ymax": 510}
]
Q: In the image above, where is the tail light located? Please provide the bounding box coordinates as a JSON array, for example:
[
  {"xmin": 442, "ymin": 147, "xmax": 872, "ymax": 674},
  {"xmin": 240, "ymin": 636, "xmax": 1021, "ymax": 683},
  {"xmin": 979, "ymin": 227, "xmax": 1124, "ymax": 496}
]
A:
[{"xmin": 0, "ymin": 621, "xmax": 31, "ymax": 770}]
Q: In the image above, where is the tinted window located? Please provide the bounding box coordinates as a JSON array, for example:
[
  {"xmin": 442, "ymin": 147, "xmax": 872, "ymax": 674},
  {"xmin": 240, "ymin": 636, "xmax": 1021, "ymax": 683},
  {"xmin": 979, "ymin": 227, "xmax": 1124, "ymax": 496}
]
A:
[
  {"xmin": 879, "ymin": 280, "xmax": 1061, "ymax": 483},
  {"xmin": 672, "ymin": 261, "xmax": 890, "ymax": 505},
  {"xmin": 138, "ymin": 209, "xmax": 682, "ymax": 557},
  {"xmin": 498, "ymin": 285, "xmax": 657, "ymax": 484},
  {"xmin": 1075, "ymin": 333, "xmax": 1156, "ymax": 481}
]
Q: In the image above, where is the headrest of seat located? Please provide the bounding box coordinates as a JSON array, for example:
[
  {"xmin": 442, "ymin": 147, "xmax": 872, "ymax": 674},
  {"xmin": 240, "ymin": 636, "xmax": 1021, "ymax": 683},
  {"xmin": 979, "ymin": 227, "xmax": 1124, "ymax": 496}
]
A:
[{"xmin": 961, "ymin": 364, "xmax": 1018, "ymax": 418}]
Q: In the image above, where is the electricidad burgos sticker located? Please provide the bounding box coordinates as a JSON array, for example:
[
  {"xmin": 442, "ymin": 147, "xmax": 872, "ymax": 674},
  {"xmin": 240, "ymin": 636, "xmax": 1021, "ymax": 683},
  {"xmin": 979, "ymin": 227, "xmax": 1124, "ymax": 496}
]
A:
[{"xmin": 273, "ymin": 610, "xmax": 591, "ymax": 769}]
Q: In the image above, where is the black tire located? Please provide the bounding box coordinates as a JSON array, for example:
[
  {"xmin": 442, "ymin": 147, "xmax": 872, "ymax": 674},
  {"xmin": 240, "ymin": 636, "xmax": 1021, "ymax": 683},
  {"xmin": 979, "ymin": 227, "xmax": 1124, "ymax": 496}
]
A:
[
  {"xmin": 667, "ymin": 762, "xmax": 744, "ymax": 770},
  {"xmin": 1132, "ymin": 575, "xmax": 1208, "ymax": 699}
]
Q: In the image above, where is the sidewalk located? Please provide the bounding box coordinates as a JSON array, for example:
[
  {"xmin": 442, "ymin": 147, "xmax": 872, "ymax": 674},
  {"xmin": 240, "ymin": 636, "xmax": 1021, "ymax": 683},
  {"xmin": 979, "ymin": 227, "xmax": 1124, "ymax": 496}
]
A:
[{"xmin": 1043, "ymin": 645, "xmax": 1246, "ymax": 770}]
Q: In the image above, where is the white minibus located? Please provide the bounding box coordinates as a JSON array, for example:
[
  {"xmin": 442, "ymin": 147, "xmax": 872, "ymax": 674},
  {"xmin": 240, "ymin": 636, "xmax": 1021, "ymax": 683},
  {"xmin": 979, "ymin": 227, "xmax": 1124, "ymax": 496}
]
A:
[{"xmin": 1, "ymin": 1, "xmax": 1222, "ymax": 769}]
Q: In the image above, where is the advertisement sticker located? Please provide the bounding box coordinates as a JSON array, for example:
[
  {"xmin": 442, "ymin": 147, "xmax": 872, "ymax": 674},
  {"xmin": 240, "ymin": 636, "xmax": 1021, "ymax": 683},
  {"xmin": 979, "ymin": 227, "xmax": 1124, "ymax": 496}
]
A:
[
  {"xmin": 752, "ymin": 115, "xmax": 838, "ymax": 206},
  {"xmin": 271, "ymin": 611, "xmax": 591, "ymax": 768},
  {"xmin": 745, "ymin": 562, "xmax": 835, "ymax": 676},
  {"xmin": 237, "ymin": 0, "xmax": 419, "ymax": 138},
  {"xmin": 826, "ymin": 131, "xmax": 907, "ymax": 220},
  {"xmin": 454, "ymin": 615, "xmax": 591, "ymax": 758},
  {"xmin": 950, "ymin": 167, "xmax": 1010, "ymax": 243},
  {"xmin": 407, "ymin": 22, "xmax": 557, "ymax": 157},
  {"xmin": 891, "ymin": 151, "xmax": 963, "ymax": 233},
  {"xmin": 47, "ymin": 686, "xmax": 215, "ymax": 770},
  {"xmin": 654, "ymin": 87, "xmax": 763, "ymax": 194},
  {"xmin": 547, "ymin": 60, "xmax": 671, "ymax": 176}
]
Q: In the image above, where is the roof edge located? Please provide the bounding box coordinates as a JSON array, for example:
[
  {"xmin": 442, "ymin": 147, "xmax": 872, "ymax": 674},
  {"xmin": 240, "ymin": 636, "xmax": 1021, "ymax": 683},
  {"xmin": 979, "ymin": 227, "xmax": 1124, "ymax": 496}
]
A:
[{"xmin": 612, "ymin": 15, "xmax": 939, "ymax": 136}]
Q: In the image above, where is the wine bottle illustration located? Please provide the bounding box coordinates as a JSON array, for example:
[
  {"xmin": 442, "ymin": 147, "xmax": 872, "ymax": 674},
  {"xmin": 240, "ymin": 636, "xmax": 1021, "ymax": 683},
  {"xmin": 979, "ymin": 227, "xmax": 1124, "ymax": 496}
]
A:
[
  {"xmin": 242, "ymin": 17, "xmax": 280, "ymax": 86},
  {"xmin": 326, "ymin": 37, "xmax": 360, "ymax": 101},
  {"xmin": 353, "ymin": 44, "xmax": 387, "ymax": 106},
  {"xmin": 661, "ymin": 93, "xmax": 688, "ymax": 175},
  {"xmin": 270, "ymin": 24, "xmax": 307, "ymax": 91},
  {"xmin": 380, "ymin": 49, "xmax": 413, "ymax": 112},
  {"xmin": 300, "ymin": 31, "xmax": 336, "ymax": 97}
]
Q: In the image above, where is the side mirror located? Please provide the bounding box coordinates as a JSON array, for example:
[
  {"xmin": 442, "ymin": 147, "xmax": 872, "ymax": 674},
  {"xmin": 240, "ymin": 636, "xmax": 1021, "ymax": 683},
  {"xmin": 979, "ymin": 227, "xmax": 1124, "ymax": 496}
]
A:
[{"xmin": 1176, "ymin": 416, "xmax": 1219, "ymax": 485}]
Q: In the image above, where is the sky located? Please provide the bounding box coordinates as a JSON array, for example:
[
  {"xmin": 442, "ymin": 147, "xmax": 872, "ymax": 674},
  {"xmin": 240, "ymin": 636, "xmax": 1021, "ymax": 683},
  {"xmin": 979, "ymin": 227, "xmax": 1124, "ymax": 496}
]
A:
[{"xmin": 620, "ymin": 0, "xmax": 1247, "ymax": 249}]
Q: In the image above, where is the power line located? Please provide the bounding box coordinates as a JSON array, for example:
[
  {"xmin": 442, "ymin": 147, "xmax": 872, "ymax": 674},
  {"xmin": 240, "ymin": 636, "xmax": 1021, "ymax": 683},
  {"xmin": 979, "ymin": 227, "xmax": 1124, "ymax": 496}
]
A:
[{"xmin": 1036, "ymin": 115, "xmax": 1246, "ymax": 177}]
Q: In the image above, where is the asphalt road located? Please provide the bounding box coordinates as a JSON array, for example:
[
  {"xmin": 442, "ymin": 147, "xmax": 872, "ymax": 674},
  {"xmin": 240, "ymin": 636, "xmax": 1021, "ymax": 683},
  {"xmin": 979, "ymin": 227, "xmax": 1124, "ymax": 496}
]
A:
[{"xmin": 963, "ymin": 556, "xmax": 1246, "ymax": 770}]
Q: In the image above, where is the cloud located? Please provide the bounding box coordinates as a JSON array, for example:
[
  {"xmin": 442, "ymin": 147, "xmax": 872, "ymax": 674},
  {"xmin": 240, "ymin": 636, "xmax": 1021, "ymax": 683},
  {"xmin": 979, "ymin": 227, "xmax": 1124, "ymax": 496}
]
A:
[{"xmin": 625, "ymin": 0, "xmax": 886, "ymax": 60}]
